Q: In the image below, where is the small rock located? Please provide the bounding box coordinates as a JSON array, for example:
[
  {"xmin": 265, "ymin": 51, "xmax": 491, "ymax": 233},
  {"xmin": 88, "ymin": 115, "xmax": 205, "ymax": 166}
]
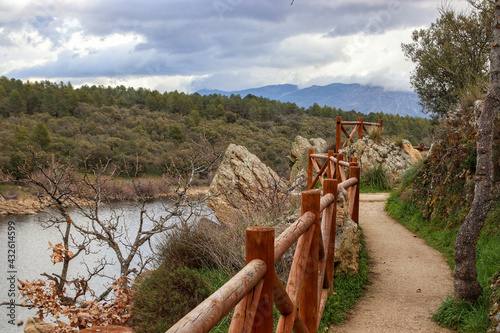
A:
[{"xmin": 24, "ymin": 317, "xmax": 54, "ymax": 333}]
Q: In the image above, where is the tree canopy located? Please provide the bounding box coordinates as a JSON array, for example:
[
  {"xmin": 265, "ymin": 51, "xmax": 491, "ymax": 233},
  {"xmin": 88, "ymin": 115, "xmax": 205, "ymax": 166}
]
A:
[
  {"xmin": 0, "ymin": 76, "xmax": 433, "ymax": 178},
  {"xmin": 402, "ymin": 2, "xmax": 491, "ymax": 118}
]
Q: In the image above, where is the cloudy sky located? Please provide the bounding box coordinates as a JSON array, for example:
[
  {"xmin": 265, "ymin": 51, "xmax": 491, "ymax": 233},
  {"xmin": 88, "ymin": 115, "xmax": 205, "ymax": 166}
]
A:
[{"xmin": 0, "ymin": 0, "xmax": 468, "ymax": 93}]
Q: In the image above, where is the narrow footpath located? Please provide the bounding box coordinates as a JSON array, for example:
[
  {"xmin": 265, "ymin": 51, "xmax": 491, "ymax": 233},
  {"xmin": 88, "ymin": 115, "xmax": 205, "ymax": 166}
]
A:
[{"xmin": 331, "ymin": 193, "xmax": 454, "ymax": 333}]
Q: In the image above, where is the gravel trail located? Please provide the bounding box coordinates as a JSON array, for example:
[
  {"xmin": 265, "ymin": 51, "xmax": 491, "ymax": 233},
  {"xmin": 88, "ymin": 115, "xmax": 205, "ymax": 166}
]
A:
[{"xmin": 331, "ymin": 193, "xmax": 455, "ymax": 333}]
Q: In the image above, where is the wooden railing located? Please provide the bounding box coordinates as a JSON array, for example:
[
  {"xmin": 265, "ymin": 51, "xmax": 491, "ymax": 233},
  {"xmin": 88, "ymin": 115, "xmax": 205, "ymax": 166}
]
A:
[
  {"xmin": 336, "ymin": 116, "xmax": 383, "ymax": 151},
  {"xmin": 307, "ymin": 149, "xmax": 360, "ymax": 224},
  {"xmin": 167, "ymin": 149, "xmax": 361, "ymax": 333},
  {"xmin": 413, "ymin": 143, "xmax": 430, "ymax": 152}
]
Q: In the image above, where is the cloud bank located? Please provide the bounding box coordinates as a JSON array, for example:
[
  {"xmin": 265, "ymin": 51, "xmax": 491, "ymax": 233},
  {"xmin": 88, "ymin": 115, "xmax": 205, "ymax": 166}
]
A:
[{"xmin": 0, "ymin": 0, "xmax": 449, "ymax": 93}]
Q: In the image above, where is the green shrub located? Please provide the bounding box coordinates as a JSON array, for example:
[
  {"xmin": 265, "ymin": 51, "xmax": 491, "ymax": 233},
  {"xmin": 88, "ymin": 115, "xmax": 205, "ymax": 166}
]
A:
[
  {"xmin": 158, "ymin": 222, "xmax": 246, "ymax": 274},
  {"xmin": 132, "ymin": 263, "xmax": 211, "ymax": 333},
  {"xmin": 362, "ymin": 163, "xmax": 391, "ymax": 191}
]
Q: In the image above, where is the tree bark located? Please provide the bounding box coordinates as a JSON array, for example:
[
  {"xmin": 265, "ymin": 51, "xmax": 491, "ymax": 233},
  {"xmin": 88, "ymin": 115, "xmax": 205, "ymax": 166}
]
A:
[{"xmin": 453, "ymin": 2, "xmax": 499, "ymax": 304}]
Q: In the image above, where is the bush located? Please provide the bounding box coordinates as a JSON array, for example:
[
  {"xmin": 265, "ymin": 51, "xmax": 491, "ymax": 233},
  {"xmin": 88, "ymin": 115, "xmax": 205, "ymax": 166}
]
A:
[
  {"xmin": 158, "ymin": 221, "xmax": 246, "ymax": 274},
  {"xmin": 132, "ymin": 263, "xmax": 211, "ymax": 333},
  {"xmin": 367, "ymin": 126, "xmax": 383, "ymax": 143},
  {"xmin": 362, "ymin": 163, "xmax": 391, "ymax": 191}
]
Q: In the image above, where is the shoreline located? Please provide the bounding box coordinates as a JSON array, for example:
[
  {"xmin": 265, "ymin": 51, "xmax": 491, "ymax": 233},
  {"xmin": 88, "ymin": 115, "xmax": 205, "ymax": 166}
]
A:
[{"xmin": 0, "ymin": 187, "xmax": 210, "ymax": 216}]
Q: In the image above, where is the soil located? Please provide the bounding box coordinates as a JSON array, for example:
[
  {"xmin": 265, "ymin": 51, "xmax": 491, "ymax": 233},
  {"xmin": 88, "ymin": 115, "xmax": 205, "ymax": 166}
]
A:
[{"xmin": 331, "ymin": 193, "xmax": 455, "ymax": 333}]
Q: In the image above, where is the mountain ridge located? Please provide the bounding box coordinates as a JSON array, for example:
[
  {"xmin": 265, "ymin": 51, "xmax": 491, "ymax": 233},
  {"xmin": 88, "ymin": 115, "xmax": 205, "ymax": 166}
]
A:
[{"xmin": 196, "ymin": 83, "xmax": 424, "ymax": 117}]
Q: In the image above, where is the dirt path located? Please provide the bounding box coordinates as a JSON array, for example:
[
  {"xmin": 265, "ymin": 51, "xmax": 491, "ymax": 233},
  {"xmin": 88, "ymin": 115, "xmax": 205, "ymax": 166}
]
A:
[{"xmin": 331, "ymin": 193, "xmax": 454, "ymax": 333}]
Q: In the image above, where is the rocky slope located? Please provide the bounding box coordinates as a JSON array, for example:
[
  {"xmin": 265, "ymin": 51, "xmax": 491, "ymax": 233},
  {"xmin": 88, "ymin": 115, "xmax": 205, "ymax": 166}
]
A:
[{"xmin": 339, "ymin": 137, "xmax": 422, "ymax": 183}]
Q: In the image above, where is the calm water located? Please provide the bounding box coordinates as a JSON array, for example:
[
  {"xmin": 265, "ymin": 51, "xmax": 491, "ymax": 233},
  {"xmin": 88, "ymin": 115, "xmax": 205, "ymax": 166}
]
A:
[{"xmin": 0, "ymin": 200, "xmax": 215, "ymax": 332}]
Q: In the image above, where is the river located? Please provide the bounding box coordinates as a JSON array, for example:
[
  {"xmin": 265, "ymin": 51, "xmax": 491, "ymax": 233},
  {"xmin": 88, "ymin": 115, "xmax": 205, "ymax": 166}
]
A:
[{"xmin": 0, "ymin": 200, "xmax": 216, "ymax": 332}]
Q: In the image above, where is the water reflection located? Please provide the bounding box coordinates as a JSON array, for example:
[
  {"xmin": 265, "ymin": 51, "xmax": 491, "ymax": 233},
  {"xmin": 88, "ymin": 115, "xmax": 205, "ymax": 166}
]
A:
[{"xmin": 0, "ymin": 200, "xmax": 215, "ymax": 332}]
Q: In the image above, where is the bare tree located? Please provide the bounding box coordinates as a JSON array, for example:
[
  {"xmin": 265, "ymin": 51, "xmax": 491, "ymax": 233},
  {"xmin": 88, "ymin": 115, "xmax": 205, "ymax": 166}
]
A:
[
  {"xmin": 0, "ymin": 136, "xmax": 222, "ymax": 330},
  {"xmin": 453, "ymin": 1, "xmax": 498, "ymax": 303}
]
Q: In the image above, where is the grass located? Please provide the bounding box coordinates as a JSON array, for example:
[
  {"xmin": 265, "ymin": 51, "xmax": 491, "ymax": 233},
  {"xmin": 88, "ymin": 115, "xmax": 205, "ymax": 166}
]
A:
[
  {"xmin": 318, "ymin": 228, "xmax": 371, "ymax": 331},
  {"xmin": 367, "ymin": 126, "xmax": 383, "ymax": 143},
  {"xmin": 0, "ymin": 183, "xmax": 31, "ymax": 197},
  {"xmin": 360, "ymin": 182, "xmax": 391, "ymax": 193},
  {"xmin": 360, "ymin": 163, "xmax": 392, "ymax": 193},
  {"xmin": 385, "ymin": 195, "xmax": 500, "ymax": 332}
]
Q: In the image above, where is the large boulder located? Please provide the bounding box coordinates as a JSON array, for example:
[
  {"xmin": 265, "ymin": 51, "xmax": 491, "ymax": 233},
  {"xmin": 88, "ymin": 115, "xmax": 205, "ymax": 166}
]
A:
[
  {"xmin": 334, "ymin": 188, "xmax": 361, "ymax": 275},
  {"xmin": 207, "ymin": 144, "xmax": 289, "ymax": 225},
  {"xmin": 339, "ymin": 138, "xmax": 422, "ymax": 183},
  {"xmin": 289, "ymin": 136, "xmax": 328, "ymax": 187}
]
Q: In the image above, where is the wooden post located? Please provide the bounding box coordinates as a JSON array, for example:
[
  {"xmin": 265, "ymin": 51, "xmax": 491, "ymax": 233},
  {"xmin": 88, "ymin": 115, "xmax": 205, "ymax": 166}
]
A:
[
  {"xmin": 336, "ymin": 116, "xmax": 342, "ymax": 153},
  {"xmin": 299, "ymin": 190, "xmax": 320, "ymax": 333},
  {"xmin": 358, "ymin": 117, "xmax": 364, "ymax": 140},
  {"xmin": 336, "ymin": 154, "xmax": 343, "ymax": 183},
  {"xmin": 245, "ymin": 226, "xmax": 275, "ymax": 333},
  {"xmin": 322, "ymin": 179, "xmax": 338, "ymax": 292},
  {"xmin": 307, "ymin": 148, "xmax": 314, "ymax": 189},
  {"xmin": 350, "ymin": 166, "xmax": 360, "ymax": 224},
  {"xmin": 168, "ymin": 260, "xmax": 266, "ymax": 333},
  {"xmin": 327, "ymin": 150, "xmax": 334, "ymax": 179},
  {"xmin": 378, "ymin": 119, "xmax": 383, "ymax": 135}
]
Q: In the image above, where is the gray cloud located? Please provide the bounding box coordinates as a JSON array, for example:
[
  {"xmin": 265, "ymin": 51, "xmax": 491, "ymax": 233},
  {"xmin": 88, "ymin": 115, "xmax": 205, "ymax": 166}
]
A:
[{"xmin": 1, "ymin": 0, "xmax": 449, "ymax": 92}]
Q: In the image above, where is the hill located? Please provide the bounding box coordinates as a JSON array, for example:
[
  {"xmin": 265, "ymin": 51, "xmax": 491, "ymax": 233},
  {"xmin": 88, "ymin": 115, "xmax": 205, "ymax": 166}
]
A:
[
  {"xmin": 0, "ymin": 77, "xmax": 432, "ymax": 179},
  {"xmin": 197, "ymin": 83, "xmax": 423, "ymax": 117}
]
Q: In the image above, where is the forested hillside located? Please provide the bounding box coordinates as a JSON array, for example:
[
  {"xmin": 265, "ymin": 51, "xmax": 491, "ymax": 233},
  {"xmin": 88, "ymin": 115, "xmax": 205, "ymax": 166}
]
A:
[{"xmin": 0, "ymin": 77, "xmax": 432, "ymax": 178}]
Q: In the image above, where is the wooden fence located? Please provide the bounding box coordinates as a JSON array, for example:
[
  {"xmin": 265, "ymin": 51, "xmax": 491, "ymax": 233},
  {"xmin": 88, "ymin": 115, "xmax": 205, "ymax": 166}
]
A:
[
  {"xmin": 336, "ymin": 116, "xmax": 383, "ymax": 151},
  {"xmin": 167, "ymin": 150, "xmax": 360, "ymax": 333},
  {"xmin": 413, "ymin": 143, "xmax": 430, "ymax": 152}
]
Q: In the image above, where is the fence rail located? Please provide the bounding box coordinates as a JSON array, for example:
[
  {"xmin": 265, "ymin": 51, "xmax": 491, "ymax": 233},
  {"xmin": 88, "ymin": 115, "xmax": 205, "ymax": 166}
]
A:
[
  {"xmin": 413, "ymin": 143, "xmax": 430, "ymax": 151},
  {"xmin": 336, "ymin": 116, "xmax": 382, "ymax": 151},
  {"xmin": 167, "ymin": 149, "xmax": 360, "ymax": 333}
]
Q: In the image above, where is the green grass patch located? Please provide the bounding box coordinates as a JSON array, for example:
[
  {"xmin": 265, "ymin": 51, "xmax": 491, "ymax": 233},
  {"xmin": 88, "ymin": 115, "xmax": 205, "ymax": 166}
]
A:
[
  {"xmin": 318, "ymin": 228, "xmax": 371, "ymax": 331},
  {"xmin": 432, "ymin": 293, "xmax": 491, "ymax": 333},
  {"xmin": 359, "ymin": 182, "xmax": 391, "ymax": 193},
  {"xmin": 386, "ymin": 195, "xmax": 500, "ymax": 332},
  {"xmin": 361, "ymin": 163, "xmax": 392, "ymax": 192}
]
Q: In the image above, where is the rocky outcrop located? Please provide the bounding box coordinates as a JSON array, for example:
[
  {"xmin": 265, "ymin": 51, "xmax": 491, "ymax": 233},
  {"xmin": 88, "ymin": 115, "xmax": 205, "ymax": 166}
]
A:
[
  {"xmin": 403, "ymin": 141, "xmax": 423, "ymax": 162},
  {"xmin": 24, "ymin": 317, "xmax": 54, "ymax": 333},
  {"xmin": 334, "ymin": 187, "xmax": 361, "ymax": 275},
  {"xmin": 0, "ymin": 196, "xmax": 43, "ymax": 215},
  {"xmin": 339, "ymin": 138, "xmax": 422, "ymax": 182},
  {"xmin": 489, "ymin": 272, "xmax": 500, "ymax": 333},
  {"xmin": 207, "ymin": 144, "xmax": 290, "ymax": 225},
  {"xmin": 289, "ymin": 136, "xmax": 328, "ymax": 188}
]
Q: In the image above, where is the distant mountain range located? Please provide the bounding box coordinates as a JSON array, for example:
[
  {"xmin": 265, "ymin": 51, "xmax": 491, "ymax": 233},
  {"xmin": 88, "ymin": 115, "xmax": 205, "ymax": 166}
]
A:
[{"xmin": 196, "ymin": 83, "xmax": 424, "ymax": 117}]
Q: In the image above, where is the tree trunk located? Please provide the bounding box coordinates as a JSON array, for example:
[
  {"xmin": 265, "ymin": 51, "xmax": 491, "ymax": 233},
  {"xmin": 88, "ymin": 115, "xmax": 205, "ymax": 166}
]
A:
[{"xmin": 453, "ymin": 3, "xmax": 500, "ymax": 304}]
